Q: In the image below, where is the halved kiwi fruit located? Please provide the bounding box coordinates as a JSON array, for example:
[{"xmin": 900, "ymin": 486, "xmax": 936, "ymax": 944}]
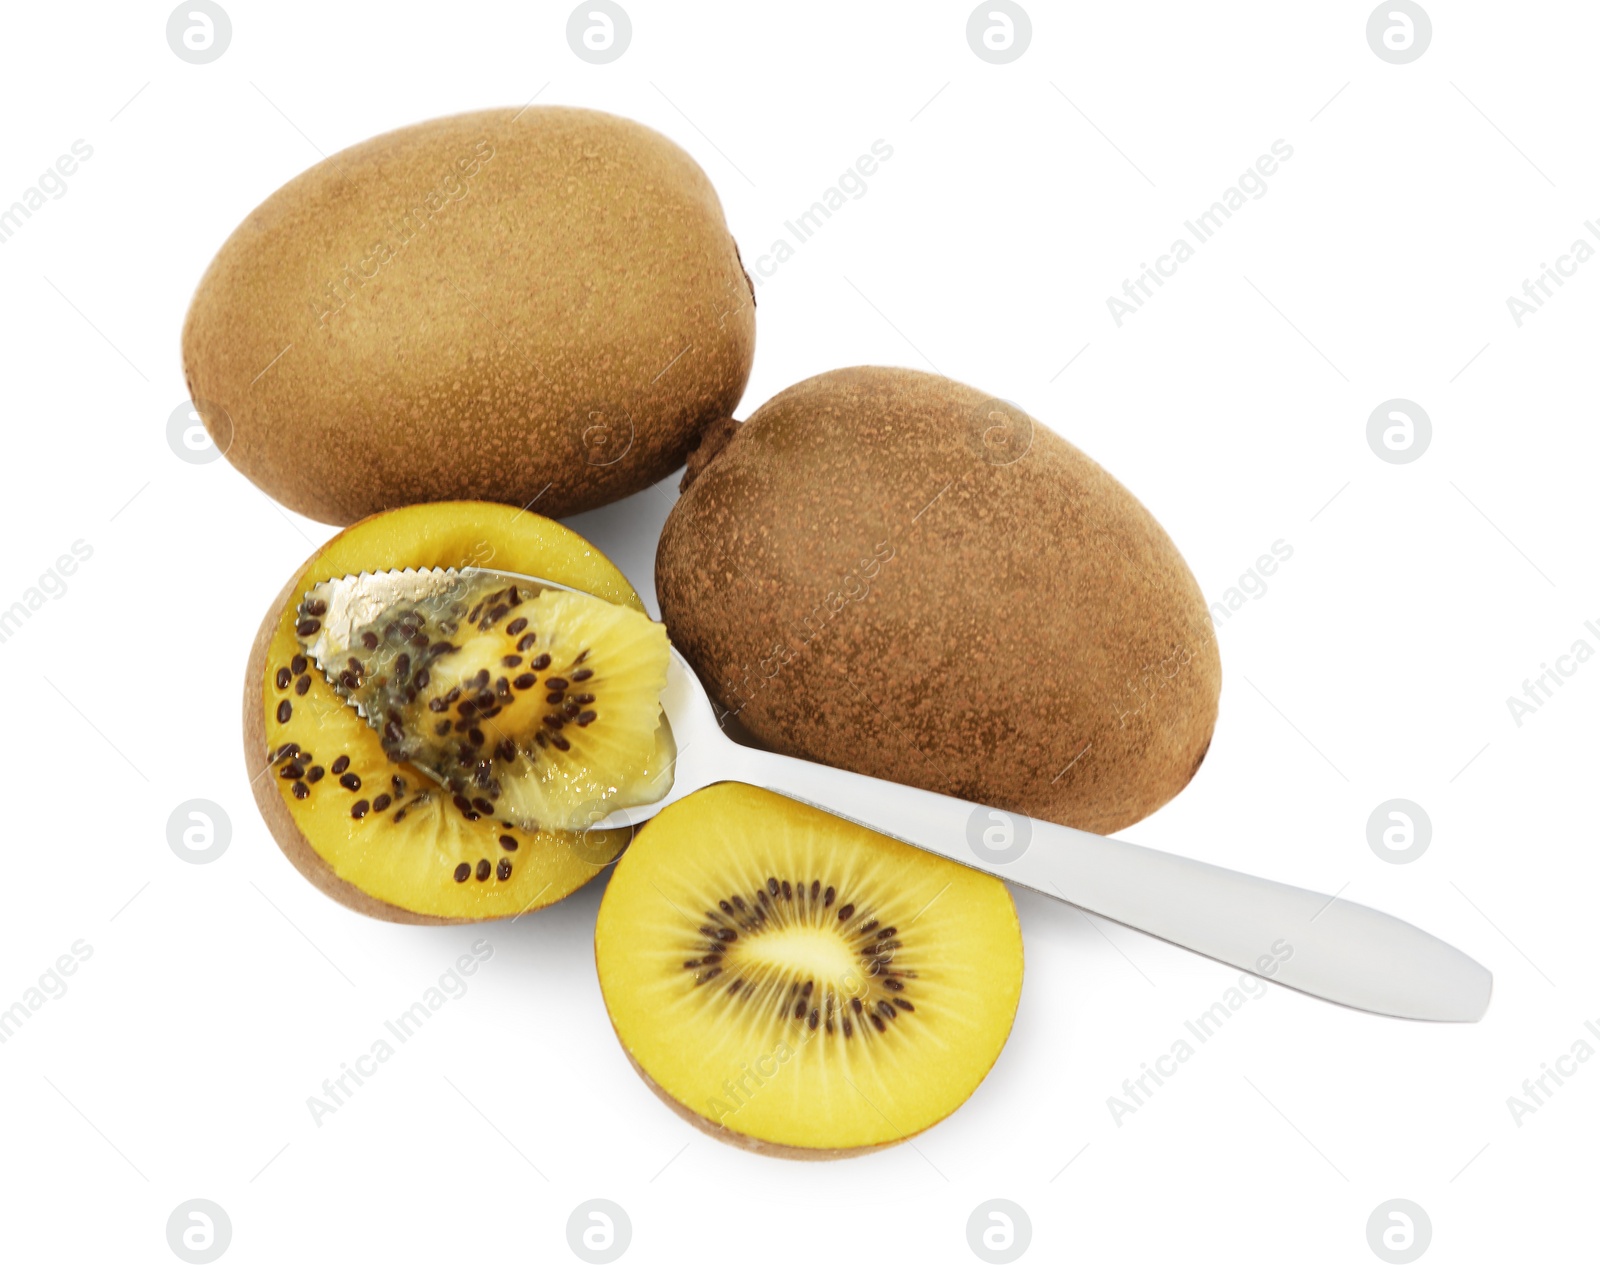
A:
[
  {"xmin": 595, "ymin": 784, "xmax": 1024, "ymax": 1158},
  {"xmin": 245, "ymin": 501, "xmax": 670, "ymax": 924}
]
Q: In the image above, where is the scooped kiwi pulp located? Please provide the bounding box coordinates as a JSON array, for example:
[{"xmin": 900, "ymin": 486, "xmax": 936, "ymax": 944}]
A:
[{"xmin": 298, "ymin": 572, "xmax": 673, "ymax": 834}]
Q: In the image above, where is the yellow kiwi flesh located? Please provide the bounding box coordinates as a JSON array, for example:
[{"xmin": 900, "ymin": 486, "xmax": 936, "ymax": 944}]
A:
[
  {"xmin": 185, "ymin": 106, "xmax": 756, "ymax": 525},
  {"xmin": 246, "ymin": 501, "xmax": 662, "ymax": 924},
  {"xmin": 595, "ymin": 784, "xmax": 1024, "ymax": 1157}
]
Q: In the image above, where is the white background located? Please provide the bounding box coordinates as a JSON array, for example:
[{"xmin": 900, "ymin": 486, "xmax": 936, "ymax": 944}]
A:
[{"xmin": 1, "ymin": 2, "xmax": 1595, "ymax": 1261}]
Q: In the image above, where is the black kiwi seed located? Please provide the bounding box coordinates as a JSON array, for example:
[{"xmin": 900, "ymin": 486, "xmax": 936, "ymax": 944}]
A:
[
  {"xmin": 291, "ymin": 780, "xmax": 309, "ymax": 799},
  {"xmin": 545, "ymin": 677, "xmax": 569, "ymax": 691},
  {"xmin": 781, "ymin": 880, "xmax": 793, "ymax": 900},
  {"xmin": 296, "ymin": 619, "xmax": 320, "ymax": 636},
  {"xmin": 824, "ymin": 886, "xmax": 836, "ymax": 907},
  {"xmin": 473, "ymin": 797, "xmax": 494, "ymax": 815},
  {"xmin": 435, "ymin": 719, "xmax": 451, "ymax": 736},
  {"xmin": 331, "ymin": 755, "xmax": 350, "ymax": 775},
  {"xmin": 545, "ymin": 692, "xmax": 565, "ymax": 704},
  {"xmin": 550, "ymin": 734, "xmax": 570, "ymax": 752},
  {"xmin": 499, "ymin": 834, "xmax": 518, "ymax": 852},
  {"xmin": 276, "ymin": 667, "xmax": 291, "ymax": 689},
  {"xmin": 506, "ymin": 617, "xmax": 528, "ymax": 635},
  {"xmin": 453, "ymin": 862, "xmax": 470, "ymax": 883},
  {"xmin": 362, "ymin": 631, "xmax": 379, "ymax": 650},
  {"xmin": 295, "ymin": 674, "xmax": 310, "ymax": 695},
  {"xmin": 372, "ymin": 793, "xmax": 392, "ymax": 812},
  {"xmin": 475, "ymin": 859, "xmax": 491, "ymax": 881},
  {"xmin": 501, "ymin": 654, "xmax": 521, "ymax": 668},
  {"xmin": 513, "ymin": 673, "xmax": 536, "ymax": 689},
  {"xmin": 810, "ymin": 880, "xmax": 821, "ymax": 900},
  {"xmin": 291, "ymin": 654, "xmax": 307, "ymax": 675},
  {"xmin": 767, "ymin": 877, "xmax": 779, "ymax": 896},
  {"xmin": 306, "ymin": 766, "xmax": 324, "ymax": 783},
  {"xmin": 571, "ymin": 668, "xmax": 594, "ymax": 682},
  {"xmin": 894, "ymin": 998, "xmax": 914, "ymax": 1012},
  {"xmin": 497, "ymin": 858, "xmax": 512, "ymax": 881},
  {"xmin": 280, "ymin": 763, "xmax": 304, "ymax": 779},
  {"xmin": 340, "ymin": 773, "xmax": 361, "ymax": 791},
  {"xmin": 517, "ymin": 633, "xmax": 537, "ymax": 652},
  {"xmin": 305, "ymin": 598, "xmax": 327, "ymax": 617},
  {"xmin": 851, "ymin": 997, "xmax": 864, "ymax": 1013},
  {"xmin": 276, "ymin": 700, "xmax": 292, "ymax": 723},
  {"xmin": 351, "ymin": 800, "xmax": 369, "ymax": 819},
  {"xmin": 530, "ymin": 653, "xmax": 551, "ymax": 670},
  {"xmin": 837, "ymin": 903, "xmax": 855, "ymax": 921}
]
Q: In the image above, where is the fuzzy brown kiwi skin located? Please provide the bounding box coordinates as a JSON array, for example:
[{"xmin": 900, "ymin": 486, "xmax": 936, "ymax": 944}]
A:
[
  {"xmin": 184, "ymin": 107, "xmax": 756, "ymax": 526},
  {"xmin": 244, "ymin": 574, "xmax": 469, "ymax": 925},
  {"xmin": 657, "ymin": 366, "xmax": 1222, "ymax": 837}
]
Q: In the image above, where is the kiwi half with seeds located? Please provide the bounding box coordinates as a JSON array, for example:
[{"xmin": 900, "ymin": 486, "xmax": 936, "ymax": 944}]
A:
[
  {"xmin": 595, "ymin": 783, "xmax": 1024, "ymax": 1158},
  {"xmin": 246, "ymin": 501, "xmax": 665, "ymax": 924}
]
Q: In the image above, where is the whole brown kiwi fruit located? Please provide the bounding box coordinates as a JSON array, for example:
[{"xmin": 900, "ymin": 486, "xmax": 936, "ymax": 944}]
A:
[
  {"xmin": 656, "ymin": 366, "xmax": 1221, "ymax": 836},
  {"xmin": 184, "ymin": 106, "xmax": 755, "ymax": 525}
]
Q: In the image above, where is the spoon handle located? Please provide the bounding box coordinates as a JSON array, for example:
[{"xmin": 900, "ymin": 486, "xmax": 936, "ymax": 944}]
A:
[{"xmin": 724, "ymin": 746, "xmax": 1491, "ymax": 1022}]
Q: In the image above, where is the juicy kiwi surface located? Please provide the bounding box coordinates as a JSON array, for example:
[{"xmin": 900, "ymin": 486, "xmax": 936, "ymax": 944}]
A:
[
  {"xmin": 246, "ymin": 501, "xmax": 661, "ymax": 924},
  {"xmin": 320, "ymin": 580, "xmax": 672, "ymax": 833},
  {"xmin": 658, "ymin": 366, "xmax": 1222, "ymax": 836},
  {"xmin": 595, "ymin": 784, "xmax": 1024, "ymax": 1158},
  {"xmin": 185, "ymin": 106, "xmax": 756, "ymax": 525}
]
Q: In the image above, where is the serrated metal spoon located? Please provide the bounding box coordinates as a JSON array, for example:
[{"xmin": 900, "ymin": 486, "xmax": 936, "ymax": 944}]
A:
[{"xmin": 309, "ymin": 565, "xmax": 1493, "ymax": 1023}]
